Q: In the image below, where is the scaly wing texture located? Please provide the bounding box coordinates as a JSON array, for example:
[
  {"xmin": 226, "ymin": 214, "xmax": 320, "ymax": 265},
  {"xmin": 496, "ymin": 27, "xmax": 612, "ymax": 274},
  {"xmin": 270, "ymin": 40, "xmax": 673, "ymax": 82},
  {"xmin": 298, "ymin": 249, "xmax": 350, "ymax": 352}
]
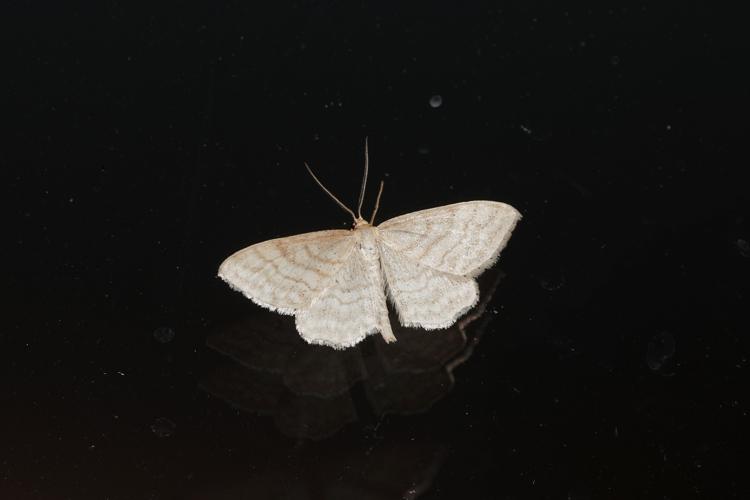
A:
[
  {"xmin": 378, "ymin": 201, "xmax": 521, "ymax": 277},
  {"xmin": 378, "ymin": 241, "xmax": 479, "ymax": 329},
  {"xmin": 218, "ymin": 230, "xmax": 354, "ymax": 315},
  {"xmin": 296, "ymin": 247, "xmax": 394, "ymax": 349}
]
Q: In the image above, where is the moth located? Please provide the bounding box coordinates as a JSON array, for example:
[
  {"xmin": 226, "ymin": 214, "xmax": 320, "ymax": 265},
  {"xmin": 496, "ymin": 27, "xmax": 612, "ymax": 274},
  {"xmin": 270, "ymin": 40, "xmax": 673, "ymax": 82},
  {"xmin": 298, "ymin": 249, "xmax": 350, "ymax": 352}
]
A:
[{"xmin": 218, "ymin": 141, "xmax": 521, "ymax": 349}]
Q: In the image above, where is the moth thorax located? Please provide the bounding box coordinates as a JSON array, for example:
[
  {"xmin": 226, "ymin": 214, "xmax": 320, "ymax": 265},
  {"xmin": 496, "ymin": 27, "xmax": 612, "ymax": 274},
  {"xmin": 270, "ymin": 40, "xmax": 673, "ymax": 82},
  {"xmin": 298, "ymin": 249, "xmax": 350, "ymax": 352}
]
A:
[{"xmin": 357, "ymin": 227, "xmax": 379, "ymax": 258}]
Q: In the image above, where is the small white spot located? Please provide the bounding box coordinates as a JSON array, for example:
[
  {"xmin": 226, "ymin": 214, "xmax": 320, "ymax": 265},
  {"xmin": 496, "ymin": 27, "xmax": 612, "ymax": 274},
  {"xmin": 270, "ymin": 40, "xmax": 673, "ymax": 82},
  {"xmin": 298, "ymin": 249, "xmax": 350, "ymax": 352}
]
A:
[{"xmin": 429, "ymin": 95, "xmax": 443, "ymax": 108}]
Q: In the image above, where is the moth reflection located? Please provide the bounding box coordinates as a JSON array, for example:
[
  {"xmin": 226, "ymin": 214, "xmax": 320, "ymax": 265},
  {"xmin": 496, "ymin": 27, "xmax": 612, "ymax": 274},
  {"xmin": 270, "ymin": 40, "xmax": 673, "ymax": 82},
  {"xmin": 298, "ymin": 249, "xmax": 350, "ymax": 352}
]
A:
[{"xmin": 201, "ymin": 268, "xmax": 505, "ymax": 440}]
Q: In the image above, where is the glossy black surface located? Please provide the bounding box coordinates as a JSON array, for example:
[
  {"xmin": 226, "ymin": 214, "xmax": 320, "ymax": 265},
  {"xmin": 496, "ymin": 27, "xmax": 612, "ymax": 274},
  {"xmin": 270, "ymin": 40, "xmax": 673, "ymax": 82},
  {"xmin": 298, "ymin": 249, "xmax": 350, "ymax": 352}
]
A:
[{"xmin": 5, "ymin": 2, "xmax": 748, "ymax": 499}]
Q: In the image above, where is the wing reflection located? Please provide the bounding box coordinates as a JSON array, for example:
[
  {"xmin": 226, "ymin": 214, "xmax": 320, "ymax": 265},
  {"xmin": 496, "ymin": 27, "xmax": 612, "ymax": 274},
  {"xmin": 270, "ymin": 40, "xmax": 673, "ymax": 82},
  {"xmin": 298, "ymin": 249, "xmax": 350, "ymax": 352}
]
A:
[{"xmin": 201, "ymin": 268, "xmax": 505, "ymax": 440}]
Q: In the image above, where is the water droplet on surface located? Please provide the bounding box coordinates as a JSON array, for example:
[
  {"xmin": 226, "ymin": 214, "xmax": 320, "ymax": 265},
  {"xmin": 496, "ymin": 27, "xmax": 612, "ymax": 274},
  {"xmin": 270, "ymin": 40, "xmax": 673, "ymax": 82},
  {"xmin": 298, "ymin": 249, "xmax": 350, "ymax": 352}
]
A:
[
  {"xmin": 151, "ymin": 417, "xmax": 176, "ymax": 438},
  {"xmin": 539, "ymin": 271, "xmax": 565, "ymax": 291},
  {"xmin": 429, "ymin": 95, "xmax": 443, "ymax": 108},
  {"xmin": 737, "ymin": 238, "xmax": 749, "ymax": 257},
  {"xmin": 153, "ymin": 327, "xmax": 175, "ymax": 343},
  {"xmin": 647, "ymin": 331, "xmax": 676, "ymax": 374},
  {"xmin": 567, "ymin": 489, "xmax": 592, "ymax": 500}
]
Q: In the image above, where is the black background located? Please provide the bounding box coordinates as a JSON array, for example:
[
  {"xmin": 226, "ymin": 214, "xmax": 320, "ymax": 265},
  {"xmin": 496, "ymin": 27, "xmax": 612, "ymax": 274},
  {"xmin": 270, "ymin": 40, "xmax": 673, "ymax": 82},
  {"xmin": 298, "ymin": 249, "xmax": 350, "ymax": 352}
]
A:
[{"xmin": 4, "ymin": 1, "xmax": 749, "ymax": 499}]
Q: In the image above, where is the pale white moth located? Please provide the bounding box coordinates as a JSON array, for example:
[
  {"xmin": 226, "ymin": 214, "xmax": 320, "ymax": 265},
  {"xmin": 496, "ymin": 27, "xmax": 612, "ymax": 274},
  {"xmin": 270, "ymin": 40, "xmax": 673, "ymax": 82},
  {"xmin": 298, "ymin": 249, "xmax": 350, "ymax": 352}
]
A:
[{"xmin": 218, "ymin": 140, "xmax": 521, "ymax": 349}]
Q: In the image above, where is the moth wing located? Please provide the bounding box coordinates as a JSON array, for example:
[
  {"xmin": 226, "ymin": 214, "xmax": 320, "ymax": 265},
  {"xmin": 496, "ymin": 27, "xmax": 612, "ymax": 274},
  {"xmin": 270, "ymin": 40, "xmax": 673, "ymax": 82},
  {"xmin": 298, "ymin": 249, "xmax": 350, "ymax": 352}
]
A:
[
  {"xmin": 378, "ymin": 240, "xmax": 479, "ymax": 330},
  {"xmin": 296, "ymin": 244, "xmax": 394, "ymax": 349},
  {"xmin": 218, "ymin": 230, "xmax": 354, "ymax": 315},
  {"xmin": 377, "ymin": 200, "xmax": 521, "ymax": 277}
]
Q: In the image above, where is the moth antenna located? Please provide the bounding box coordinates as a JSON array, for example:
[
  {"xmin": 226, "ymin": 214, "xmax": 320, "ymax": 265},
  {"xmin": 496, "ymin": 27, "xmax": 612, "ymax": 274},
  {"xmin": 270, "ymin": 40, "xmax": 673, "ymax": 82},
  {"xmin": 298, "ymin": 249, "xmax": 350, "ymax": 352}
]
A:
[
  {"xmin": 304, "ymin": 162, "xmax": 357, "ymax": 222},
  {"xmin": 370, "ymin": 180, "xmax": 385, "ymax": 224},
  {"xmin": 356, "ymin": 137, "xmax": 369, "ymax": 219}
]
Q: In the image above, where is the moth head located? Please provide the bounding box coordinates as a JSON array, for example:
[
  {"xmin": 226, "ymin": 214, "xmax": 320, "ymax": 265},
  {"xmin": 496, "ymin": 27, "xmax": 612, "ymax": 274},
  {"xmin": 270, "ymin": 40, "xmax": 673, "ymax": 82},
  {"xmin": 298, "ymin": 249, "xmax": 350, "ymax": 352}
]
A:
[{"xmin": 353, "ymin": 217, "xmax": 370, "ymax": 230}]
